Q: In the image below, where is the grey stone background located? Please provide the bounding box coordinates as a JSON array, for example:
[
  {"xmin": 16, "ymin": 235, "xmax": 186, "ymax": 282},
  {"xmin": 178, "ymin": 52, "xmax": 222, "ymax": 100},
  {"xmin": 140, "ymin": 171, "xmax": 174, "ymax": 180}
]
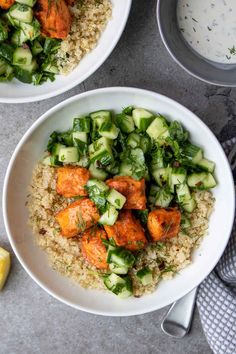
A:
[{"xmin": 1, "ymin": 0, "xmax": 235, "ymax": 353}]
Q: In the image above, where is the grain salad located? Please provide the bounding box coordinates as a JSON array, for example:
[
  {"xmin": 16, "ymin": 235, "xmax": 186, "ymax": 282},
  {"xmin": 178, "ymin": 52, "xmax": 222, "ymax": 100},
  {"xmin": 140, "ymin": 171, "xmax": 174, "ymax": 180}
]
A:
[
  {"xmin": 27, "ymin": 106, "xmax": 216, "ymax": 298},
  {"xmin": 56, "ymin": 0, "xmax": 112, "ymax": 75}
]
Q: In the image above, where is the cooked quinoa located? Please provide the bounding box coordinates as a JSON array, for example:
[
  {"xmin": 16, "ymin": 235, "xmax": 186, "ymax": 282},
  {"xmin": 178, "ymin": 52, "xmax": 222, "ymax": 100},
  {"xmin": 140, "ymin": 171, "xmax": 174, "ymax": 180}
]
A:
[
  {"xmin": 56, "ymin": 0, "xmax": 112, "ymax": 75},
  {"xmin": 27, "ymin": 163, "xmax": 215, "ymax": 296}
]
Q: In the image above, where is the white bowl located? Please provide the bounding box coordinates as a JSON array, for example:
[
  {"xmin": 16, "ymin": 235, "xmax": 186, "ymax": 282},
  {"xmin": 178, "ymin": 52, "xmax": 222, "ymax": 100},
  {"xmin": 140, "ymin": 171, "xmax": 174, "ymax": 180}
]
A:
[
  {"xmin": 3, "ymin": 87, "xmax": 235, "ymax": 316},
  {"xmin": 0, "ymin": 0, "xmax": 132, "ymax": 103}
]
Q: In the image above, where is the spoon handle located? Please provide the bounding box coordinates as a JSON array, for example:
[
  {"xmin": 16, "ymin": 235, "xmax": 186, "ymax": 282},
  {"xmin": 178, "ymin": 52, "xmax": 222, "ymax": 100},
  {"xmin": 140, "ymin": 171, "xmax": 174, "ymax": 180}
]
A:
[{"xmin": 161, "ymin": 287, "xmax": 198, "ymax": 338}]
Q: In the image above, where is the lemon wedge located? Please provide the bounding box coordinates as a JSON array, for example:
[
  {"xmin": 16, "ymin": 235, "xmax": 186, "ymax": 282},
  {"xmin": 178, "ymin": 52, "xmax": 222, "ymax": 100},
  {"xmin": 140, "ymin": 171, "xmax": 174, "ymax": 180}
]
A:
[{"xmin": 0, "ymin": 247, "xmax": 11, "ymax": 290}]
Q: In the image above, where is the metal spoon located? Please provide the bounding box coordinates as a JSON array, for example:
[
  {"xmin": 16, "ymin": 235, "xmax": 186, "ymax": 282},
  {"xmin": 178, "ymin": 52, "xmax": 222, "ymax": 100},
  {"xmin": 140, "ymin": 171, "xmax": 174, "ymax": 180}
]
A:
[{"xmin": 161, "ymin": 287, "xmax": 197, "ymax": 338}]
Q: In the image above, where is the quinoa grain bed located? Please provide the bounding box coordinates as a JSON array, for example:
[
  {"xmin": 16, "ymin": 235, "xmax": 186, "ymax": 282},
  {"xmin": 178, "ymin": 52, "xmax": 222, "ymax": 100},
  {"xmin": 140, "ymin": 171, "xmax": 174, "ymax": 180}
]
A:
[
  {"xmin": 56, "ymin": 0, "xmax": 112, "ymax": 75},
  {"xmin": 28, "ymin": 163, "xmax": 215, "ymax": 296}
]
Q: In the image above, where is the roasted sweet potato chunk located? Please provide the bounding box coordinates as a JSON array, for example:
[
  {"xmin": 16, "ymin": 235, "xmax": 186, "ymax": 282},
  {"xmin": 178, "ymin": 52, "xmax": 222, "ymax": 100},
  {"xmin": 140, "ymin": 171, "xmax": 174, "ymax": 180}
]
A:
[
  {"xmin": 0, "ymin": 0, "xmax": 14, "ymax": 10},
  {"xmin": 147, "ymin": 208, "xmax": 181, "ymax": 242},
  {"xmin": 55, "ymin": 198, "xmax": 100, "ymax": 238},
  {"xmin": 81, "ymin": 227, "xmax": 108, "ymax": 270},
  {"xmin": 104, "ymin": 210, "xmax": 147, "ymax": 251},
  {"xmin": 56, "ymin": 166, "xmax": 90, "ymax": 198},
  {"xmin": 106, "ymin": 176, "xmax": 146, "ymax": 210},
  {"xmin": 35, "ymin": 0, "xmax": 71, "ymax": 39}
]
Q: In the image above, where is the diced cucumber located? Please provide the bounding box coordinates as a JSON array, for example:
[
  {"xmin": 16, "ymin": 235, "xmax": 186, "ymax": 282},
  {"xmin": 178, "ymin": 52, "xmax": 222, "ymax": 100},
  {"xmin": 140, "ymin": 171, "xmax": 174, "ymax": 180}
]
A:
[
  {"xmin": 119, "ymin": 161, "xmax": 132, "ymax": 177},
  {"xmin": 9, "ymin": 4, "xmax": 33, "ymax": 23},
  {"xmin": 105, "ymin": 161, "xmax": 119, "ymax": 175},
  {"xmin": 16, "ymin": 0, "xmax": 36, "ymax": 7},
  {"xmin": 127, "ymin": 132, "xmax": 141, "ymax": 148},
  {"xmin": 58, "ymin": 147, "xmax": 79, "ymax": 163},
  {"xmin": 89, "ymin": 163, "xmax": 108, "ymax": 181},
  {"xmin": 11, "ymin": 30, "xmax": 28, "ymax": 46},
  {"xmin": 140, "ymin": 135, "xmax": 151, "ymax": 153},
  {"xmin": 115, "ymin": 113, "xmax": 135, "ymax": 133},
  {"xmin": 51, "ymin": 143, "xmax": 65, "ymax": 156},
  {"xmin": 86, "ymin": 179, "xmax": 109, "ymax": 194},
  {"xmin": 104, "ymin": 273, "xmax": 125, "ymax": 289},
  {"xmin": 89, "ymin": 137, "xmax": 113, "ymax": 166},
  {"xmin": 90, "ymin": 110, "xmax": 111, "ymax": 120},
  {"xmin": 13, "ymin": 47, "xmax": 32, "ymax": 66},
  {"xmin": 99, "ymin": 203, "xmax": 119, "ymax": 226},
  {"xmin": 181, "ymin": 214, "xmax": 191, "ymax": 229},
  {"xmin": 6, "ymin": 13, "xmax": 21, "ymax": 28},
  {"xmin": 109, "ymin": 263, "xmax": 129, "ymax": 275},
  {"xmin": 19, "ymin": 20, "xmax": 40, "ymax": 41},
  {"xmin": 77, "ymin": 154, "xmax": 89, "ymax": 168},
  {"xmin": 136, "ymin": 267, "xmax": 153, "ymax": 286},
  {"xmin": 171, "ymin": 167, "xmax": 187, "ymax": 185},
  {"xmin": 0, "ymin": 20, "xmax": 8, "ymax": 42},
  {"xmin": 72, "ymin": 131, "xmax": 87, "ymax": 144},
  {"xmin": 108, "ymin": 248, "xmax": 135, "ymax": 267},
  {"xmin": 146, "ymin": 115, "xmax": 169, "ymax": 140},
  {"xmin": 99, "ymin": 120, "xmax": 119, "ymax": 140},
  {"xmin": 17, "ymin": 58, "xmax": 37, "ymax": 73},
  {"xmin": 148, "ymin": 184, "xmax": 159, "ymax": 205},
  {"xmin": 31, "ymin": 40, "xmax": 43, "ymax": 55},
  {"xmin": 187, "ymin": 172, "xmax": 217, "ymax": 190},
  {"xmin": 176, "ymin": 183, "xmax": 196, "ymax": 213},
  {"xmin": 103, "ymin": 274, "xmax": 132, "ymax": 298},
  {"xmin": 132, "ymin": 108, "xmax": 154, "ymax": 131},
  {"xmin": 155, "ymin": 188, "xmax": 173, "ymax": 208},
  {"xmin": 42, "ymin": 155, "xmax": 62, "ymax": 167},
  {"xmin": 107, "ymin": 189, "xmax": 126, "ymax": 210},
  {"xmin": 151, "ymin": 151, "xmax": 164, "ymax": 171},
  {"xmin": 73, "ymin": 116, "xmax": 91, "ymax": 133},
  {"xmin": 152, "ymin": 167, "xmax": 171, "ymax": 187},
  {"xmin": 156, "ymin": 129, "xmax": 170, "ymax": 146},
  {"xmin": 196, "ymin": 158, "xmax": 215, "ymax": 173},
  {"xmin": 183, "ymin": 143, "xmax": 203, "ymax": 164},
  {"xmin": 42, "ymin": 58, "xmax": 59, "ymax": 74}
]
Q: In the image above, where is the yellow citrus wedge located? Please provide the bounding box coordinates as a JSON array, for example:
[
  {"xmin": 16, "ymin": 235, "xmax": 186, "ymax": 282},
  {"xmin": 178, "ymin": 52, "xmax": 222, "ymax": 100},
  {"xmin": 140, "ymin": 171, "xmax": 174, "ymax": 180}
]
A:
[{"xmin": 0, "ymin": 247, "xmax": 11, "ymax": 291}]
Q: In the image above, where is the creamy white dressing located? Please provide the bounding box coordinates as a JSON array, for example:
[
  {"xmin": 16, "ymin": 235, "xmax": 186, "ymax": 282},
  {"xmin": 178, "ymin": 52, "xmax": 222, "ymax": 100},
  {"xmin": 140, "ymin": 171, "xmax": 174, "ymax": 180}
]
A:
[{"xmin": 177, "ymin": 0, "xmax": 236, "ymax": 64}]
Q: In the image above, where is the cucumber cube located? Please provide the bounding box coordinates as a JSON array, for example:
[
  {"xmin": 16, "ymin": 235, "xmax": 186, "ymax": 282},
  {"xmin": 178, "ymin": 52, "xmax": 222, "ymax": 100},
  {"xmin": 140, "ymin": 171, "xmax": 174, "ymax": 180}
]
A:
[
  {"xmin": 72, "ymin": 131, "xmax": 87, "ymax": 144},
  {"xmin": 146, "ymin": 115, "xmax": 169, "ymax": 140},
  {"xmin": 58, "ymin": 147, "xmax": 79, "ymax": 163},
  {"xmin": 107, "ymin": 189, "xmax": 126, "ymax": 209},
  {"xmin": 10, "ymin": 3, "xmax": 33, "ymax": 23},
  {"xmin": 13, "ymin": 47, "xmax": 32, "ymax": 66},
  {"xmin": 99, "ymin": 204, "xmax": 119, "ymax": 226},
  {"xmin": 196, "ymin": 158, "xmax": 215, "ymax": 173},
  {"xmin": 109, "ymin": 263, "xmax": 129, "ymax": 275},
  {"xmin": 86, "ymin": 179, "xmax": 109, "ymax": 193},
  {"xmin": 155, "ymin": 188, "xmax": 173, "ymax": 208},
  {"xmin": 89, "ymin": 163, "xmax": 108, "ymax": 181},
  {"xmin": 89, "ymin": 137, "xmax": 113, "ymax": 166},
  {"xmin": 132, "ymin": 108, "xmax": 154, "ymax": 131},
  {"xmin": 136, "ymin": 267, "xmax": 153, "ymax": 286},
  {"xmin": 115, "ymin": 113, "xmax": 135, "ymax": 133},
  {"xmin": 99, "ymin": 121, "xmax": 119, "ymax": 140}
]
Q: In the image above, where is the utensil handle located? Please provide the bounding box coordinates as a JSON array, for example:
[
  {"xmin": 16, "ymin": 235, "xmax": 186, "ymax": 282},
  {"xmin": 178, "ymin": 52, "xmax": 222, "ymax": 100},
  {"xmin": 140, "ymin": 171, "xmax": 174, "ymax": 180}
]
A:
[{"xmin": 161, "ymin": 287, "xmax": 198, "ymax": 338}]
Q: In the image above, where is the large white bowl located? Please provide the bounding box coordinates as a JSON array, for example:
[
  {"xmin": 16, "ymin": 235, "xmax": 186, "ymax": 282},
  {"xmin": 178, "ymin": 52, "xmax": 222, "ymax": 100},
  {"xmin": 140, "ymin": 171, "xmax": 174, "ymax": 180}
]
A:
[
  {"xmin": 0, "ymin": 0, "xmax": 132, "ymax": 103},
  {"xmin": 3, "ymin": 87, "xmax": 235, "ymax": 316}
]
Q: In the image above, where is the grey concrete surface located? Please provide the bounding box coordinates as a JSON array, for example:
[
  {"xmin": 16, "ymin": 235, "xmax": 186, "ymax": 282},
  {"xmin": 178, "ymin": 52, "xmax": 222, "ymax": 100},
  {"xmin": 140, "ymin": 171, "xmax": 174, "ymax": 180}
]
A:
[{"xmin": 1, "ymin": 0, "xmax": 235, "ymax": 353}]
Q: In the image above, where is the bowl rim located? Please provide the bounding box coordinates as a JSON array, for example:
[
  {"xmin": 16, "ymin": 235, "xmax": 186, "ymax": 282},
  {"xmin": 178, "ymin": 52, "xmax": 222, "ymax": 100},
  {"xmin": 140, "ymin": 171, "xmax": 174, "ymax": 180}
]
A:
[
  {"xmin": 0, "ymin": 0, "xmax": 132, "ymax": 104},
  {"xmin": 156, "ymin": 0, "xmax": 236, "ymax": 87},
  {"xmin": 2, "ymin": 87, "xmax": 235, "ymax": 316}
]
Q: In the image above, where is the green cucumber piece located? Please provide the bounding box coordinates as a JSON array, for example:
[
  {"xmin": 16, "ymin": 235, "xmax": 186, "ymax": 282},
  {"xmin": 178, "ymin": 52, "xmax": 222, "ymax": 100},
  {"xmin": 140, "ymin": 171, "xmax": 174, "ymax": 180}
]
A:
[
  {"xmin": 107, "ymin": 188, "xmax": 126, "ymax": 210},
  {"xmin": 73, "ymin": 116, "xmax": 91, "ymax": 133},
  {"xmin": 31, "ymin": 40, "xmax": 43, "ymax": 55},
  {"xmin": 176, "ymin": 183, "xmax": 196, "ymax": 213},
  {"xmin": 86, "ymin": 179, "xmax": 109, "ymax": 194},
  {"xmin": 126, "ymin": 132, "xmax": 141, "ymax": 148},
  {"xmin": 0, "ymin": 20, "xmax": 8, "ymax": 42},
  {"xmin": 196, "ymin": 158, "xmax": 215, "ymax": 173},
  {"xmin": 90, "ymin": 110, "xmax": 111, "ymax": 120},
  {"xmin": 58, "ymin": 147, "xmax": 79, "ymax": 163},
  {"xmin": 171, "ymin": 167, "xmax": 187, "ymax": 185},
  {"xmin": 99, "ymin": 203, "xmax": 119, "ymax": 226},
  {"xmin": 9, "ymin": 4, "xmax": 33, "ymax": 23},
  {"xmin": 108, "ymin": 248, "xmax": 135, "ymax": 268},
  {"xmin": 183, "ymin": 143, "xmax": 203, "ymax": 164},
  {"xmin": 132, "ymin": 108, "xmax": 154, "ymax": 131},
  {"xmin": 89, "ymin": 163, "xmax": 108, "ymax": 181},
  {"xmin": 187, "ymin": 172, "xmax": 217, "ymax": 190},
  {"xmin": 109, "ymin": 263, "xmax": 129, "ymax": 275},
  {"xmin": 72, "ymin": 131, "xmax": 87, "ymax": 144},
  {"xmin": 136, "ymin": 267, "xmax": 153, "ymax": 286},
  {"xmin": 146, "ymin": 115, "xmax": 169, "ymax": 140},
  {"xmin": 89, "ymin": 137, "xmax": 113, "ymax": 166},
  {"xmin": 16, "ymin": 0, "xmax": 36, "ymax": 7},
  {"xmin": 13, "ymin": 47, "xmax": 32, "ymax": 66},
  {"xmin": 99, "ymin": 120, "xmax": 119, "ymax": 140},
  {"xmin": 115, "ymin": 113, "xmax": 135, "ymax": 133},
  {"xmin": 155, "ymin": 188, "xmax": 173, "ymax": 208}
]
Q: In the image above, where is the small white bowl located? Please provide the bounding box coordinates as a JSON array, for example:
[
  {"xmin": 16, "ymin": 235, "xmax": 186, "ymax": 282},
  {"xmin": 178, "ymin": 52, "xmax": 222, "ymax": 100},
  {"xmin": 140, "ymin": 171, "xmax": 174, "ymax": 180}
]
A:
[
  {"xmin": 3, "ymin": 87, "xmax": 235, "ymax": 316},
  {"xmin": 0, "ymin": 0, "xmax": 132, "ymax": 103}
]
